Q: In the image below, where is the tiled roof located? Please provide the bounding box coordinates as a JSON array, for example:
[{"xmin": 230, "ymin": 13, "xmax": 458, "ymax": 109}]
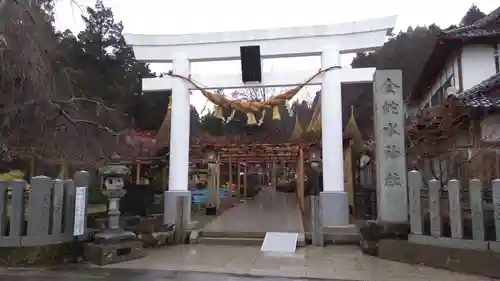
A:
[
  {"xmin": 458, "ymin": 72, "xmax": 500, "ymax": 108},
  {"xmin": 445, "ymin": 6, "xmax": 500, "ymax": 38},
  {"xmin": 447, "ymin": 29, "xmax": 500, "ymax": 38}
]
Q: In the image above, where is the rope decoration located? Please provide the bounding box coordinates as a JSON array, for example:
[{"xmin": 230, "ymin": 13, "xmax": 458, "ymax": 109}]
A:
[{"xmin": 166, "ymin": 66, "xmax": 341, "ymax": 125}]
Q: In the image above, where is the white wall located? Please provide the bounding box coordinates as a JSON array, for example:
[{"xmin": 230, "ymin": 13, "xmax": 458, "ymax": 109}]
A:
[
  {"xmin": 461, "ymin": 45, "xmax": 497, "ymax": 90},
  {"xmin": 421, "ymin": 55, "xmax": 459, "ymax": 108},
  {"xmin": 421, "ymin": 44, "xmax": 498, "ymax": 108}
]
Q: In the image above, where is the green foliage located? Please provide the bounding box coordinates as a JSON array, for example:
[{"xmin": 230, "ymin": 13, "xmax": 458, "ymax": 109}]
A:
[
  {"xmin": 460, "ymin": 4, "xmax": 486, "ymax": 26},
  {"xmin": 61, "ymin": 0, "xmax": 155, "ymax": 124}
]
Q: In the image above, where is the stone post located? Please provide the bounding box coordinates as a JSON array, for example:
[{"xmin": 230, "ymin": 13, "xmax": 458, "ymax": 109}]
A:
[
  {"xmin": 373, "ymin": 70, "xmax": 408, "ymax": 223},
  {"xmin": 359, "ymin": 70, "xmax": 408, "ymax": 255}
]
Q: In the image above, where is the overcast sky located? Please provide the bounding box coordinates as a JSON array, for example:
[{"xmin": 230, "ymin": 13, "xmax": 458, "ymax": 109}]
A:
[{"xmin": 53, "ymin": 0, "xmax": 498, "ymax": 112}]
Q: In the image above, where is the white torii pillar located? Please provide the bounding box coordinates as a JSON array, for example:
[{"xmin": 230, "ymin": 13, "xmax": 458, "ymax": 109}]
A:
[
  {"xmin": 165, "ymin": 53, "xmax": 192, "ymax": 226},
  {"xmin": 124, "ymin": 15, "xmax": 396, "ymax": 227},
  {"xmin": 320, "ymin": 47, "xmax": 349, "ymax": 226}
]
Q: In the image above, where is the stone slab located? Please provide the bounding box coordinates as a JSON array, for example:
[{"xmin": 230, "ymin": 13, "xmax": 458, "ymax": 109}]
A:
[
  {"xmin": 408, "ymin": 234, "xmax": 488, "ymax": 251},
  {"xmin": 84, "ymin": 240, "xmax": 146, "ymax": 266},
  {"xmin": 324, "ymin": 224, "xmax": 359, "ymax": 234},
  {"xmin": 378, "ymin": 239, "xmax": 500, "ymax": 279}
]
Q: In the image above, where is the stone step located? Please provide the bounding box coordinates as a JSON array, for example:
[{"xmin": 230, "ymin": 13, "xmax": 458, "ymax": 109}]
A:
[
  {"xmin": 197, "ymin": 236, "xmax": 264, "ymax": 246},
  {"xmin": 324, "ymin": 225, "xmax": 359, "ymax": 234},
  {"xmin": 200, "ymin": 231, "xmax": 266, "ymax": 239},
  {"xmin": 195, "ymin": 231, "xmax": 306, "ymax": 247},
  {"xmin": 305, "ymin": 232, "xmax": 360, "ymax": 245}
]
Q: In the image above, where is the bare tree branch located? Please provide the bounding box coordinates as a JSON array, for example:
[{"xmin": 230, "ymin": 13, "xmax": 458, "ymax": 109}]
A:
[
  {"xmin": 231, "ymin": 87, "xmax": 280, "ymax": 101},
  {"xmin": 0, "ymin": 1, "xmax": 129, "ymax": 162}
]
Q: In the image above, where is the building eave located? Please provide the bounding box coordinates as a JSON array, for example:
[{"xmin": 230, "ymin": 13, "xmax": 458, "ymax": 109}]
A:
[{"xmin": 408, "ymin": 37, "xmax": 461, "ymax": 105}]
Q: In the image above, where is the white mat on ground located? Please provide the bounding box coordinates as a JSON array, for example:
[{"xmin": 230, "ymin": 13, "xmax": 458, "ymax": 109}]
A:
[{"xmin": 261, "ymin": 232, "xmax": 298, "ymax": 257}]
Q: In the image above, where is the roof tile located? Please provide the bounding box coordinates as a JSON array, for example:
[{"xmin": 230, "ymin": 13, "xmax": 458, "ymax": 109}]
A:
[
  {"xmin": 458, "ymin": 73, "xmax": 500, "ymax": 108},
  {"xmin": 446, "ymin": 6, "xmax": 500, "ymax": 37}
]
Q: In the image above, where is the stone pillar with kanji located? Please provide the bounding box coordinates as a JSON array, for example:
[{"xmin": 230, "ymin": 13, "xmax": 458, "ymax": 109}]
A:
[{"xmin": 373, "ymin": 70, "xmax": 408, "ymax": 223}]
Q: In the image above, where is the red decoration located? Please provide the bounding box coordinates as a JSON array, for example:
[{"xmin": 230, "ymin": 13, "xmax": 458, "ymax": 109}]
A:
[{"xmin": 125, "ymin": 130, "xmax": 157, "ymax": 154}]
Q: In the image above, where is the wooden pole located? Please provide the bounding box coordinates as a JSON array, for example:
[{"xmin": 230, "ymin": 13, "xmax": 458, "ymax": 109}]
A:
[
  {"xmin": 228, "ymin": 156, "xmax": 233, "ymax": 194},
  {"xmin": 29, "ymin": 156, "xmax": 35, "ymax": 178},
  {"xmin": 136, "ymin": 163, "xmax": 141, "ymax": 184},
  {"xmin": 237, "ymin": 163, "xmax": 241, "ymax": 197},
  {"xmin": 243, "ymin": 164, "xmax": 248, "ymax": 199},
  {"xmin": 295, "ymin": 159, "xmax": 300, "ymax": 207},
  {"xmin": 58, "ymin": 161, "xmax": 68, "ymax": 180},
  {"xmin": 216, "ymin": 153, "xmax": 221, "ymax": 208},
  {"xmin": 267, "ymin": 164, "xmax": 269, "ymax": 185},
  {"xmin": 297, "ymin": 148, "xmax": 305, "ymax": 212},
  {"xmin": 271, "ymin": 160, "xmax": 276, "ymax": 190},
  {"xmin": 162, "ymin": 165, "xmax": 168, "ymax": 191},
  {"xmin": 259, "ymin": 166, "xmax": 263, "ymax": 185}
]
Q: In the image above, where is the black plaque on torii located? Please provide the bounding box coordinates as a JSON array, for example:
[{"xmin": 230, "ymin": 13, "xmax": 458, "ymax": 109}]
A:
[{"xmin": 240, "ymin": 45, "xmax": 262, "ymax": 83}]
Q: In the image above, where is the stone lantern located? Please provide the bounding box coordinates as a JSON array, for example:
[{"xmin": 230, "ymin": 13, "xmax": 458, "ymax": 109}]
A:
[
  {"xmin": 96, "ymin": 159, "xmax": 133, "ymax": 239},
  {"xmin": 307, "ymin": 144, "xmax": 324, "ymax": 246},
  {"xmin": 308, "ymin": 144, "xmax": 322, "ymax": 170},
  {"xmin": 306, "ymin": 144, "xmax": 323, "ymax": 196},
  {"xmin": 204, "ymin": 146, "xmax": 217, "ymax": 164},
  {"xmin": 204, "ymin": 145, "xmax": 218, "ymax": 215},
  {"xmin": 84, "ymin": 155, "xmax": 146, "ymax": 265}
]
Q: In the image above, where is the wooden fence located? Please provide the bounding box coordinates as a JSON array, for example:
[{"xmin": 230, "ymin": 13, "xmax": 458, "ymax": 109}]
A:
[
  {"xmin": 408, "ymin": 170, "xmax": 500, "ymax": 252},
  {"xmin": 0, "ymin": 171, "xmax": 89, "ymax": 247}
]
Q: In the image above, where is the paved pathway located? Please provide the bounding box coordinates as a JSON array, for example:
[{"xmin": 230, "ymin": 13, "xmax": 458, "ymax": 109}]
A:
[
  {"xmin": 96, "ymin": 244, "xmax": 493, "ymax": 280},
  {"xmin": 0, "ymin": 268, "xmax": 322, "ymax": 281},
  {"xmin": 202, "ymin": 188, "xmax": 303, "ymax": 233}
]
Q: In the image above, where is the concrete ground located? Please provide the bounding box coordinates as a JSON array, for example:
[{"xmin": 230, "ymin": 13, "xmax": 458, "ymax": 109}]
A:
[
  {"xmin": 88, "ymin": 244, "xmax": 492, "ymax": 281},
  {"xmin": 0, "ymin": 268, "xmax": 326, "ymax": 281},
  {"xmin": 0, "ymin": 245, "xmax": 495, "ymax": 280}
]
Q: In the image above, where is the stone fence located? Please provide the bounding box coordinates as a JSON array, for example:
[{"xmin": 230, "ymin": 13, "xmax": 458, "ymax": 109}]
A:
[
  {"xmin": 407, "ymin": 170, "xmax": 500, "ymax": 251},
  {"xmin": 0, "ymin": 171, "xmax": 89, "ymax": 247}
]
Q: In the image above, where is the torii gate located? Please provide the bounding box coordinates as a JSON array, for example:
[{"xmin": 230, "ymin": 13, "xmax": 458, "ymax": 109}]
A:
[{"xmin": 124, "ymin": 15, "xmax": 397, "ymax": 227}]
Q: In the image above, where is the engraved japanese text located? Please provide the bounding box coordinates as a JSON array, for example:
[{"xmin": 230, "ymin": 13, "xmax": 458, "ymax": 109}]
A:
[
  {"xmin": 383, "ymin": 122, "xmax": 400, "ymax": 137},
  {"xmin": 384, "ymin": 172, "xmax": 402, "ymax": 188},
  {"xmin": 382, "ymin": 100, "xmax": 399, "ymax": 115}
]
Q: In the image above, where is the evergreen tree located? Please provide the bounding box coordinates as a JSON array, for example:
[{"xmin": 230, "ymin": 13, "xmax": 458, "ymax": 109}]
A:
[{"xmin": 460, "ymin": 4, "xmax": 486, "ymax": 26}]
